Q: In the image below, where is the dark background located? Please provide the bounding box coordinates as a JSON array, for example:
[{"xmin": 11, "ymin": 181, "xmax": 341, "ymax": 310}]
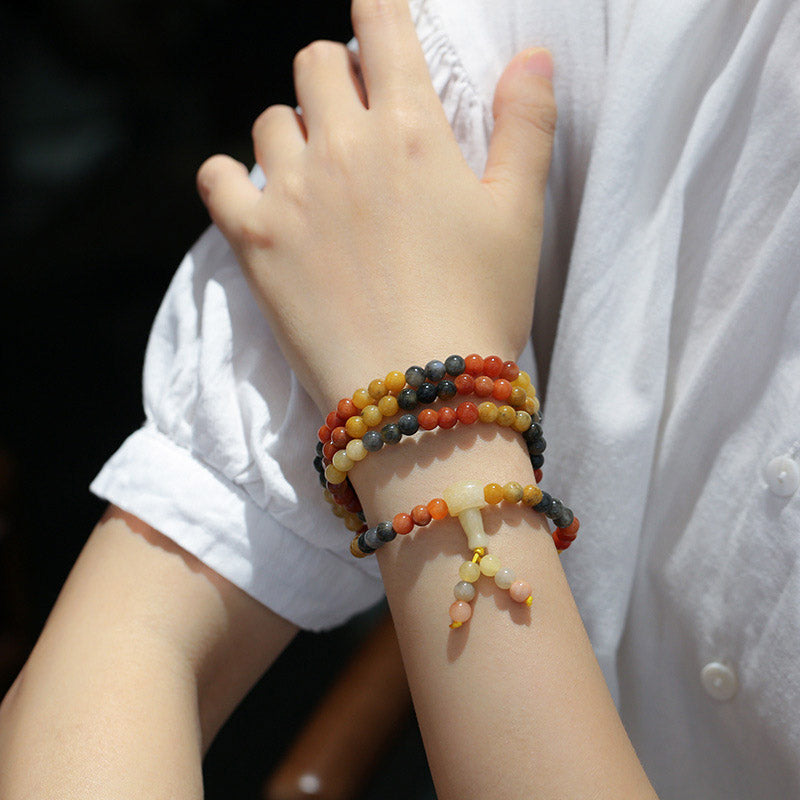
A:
[{"xmin": 0, "ymin": 1, "xmax": 433, "ymax": 796}]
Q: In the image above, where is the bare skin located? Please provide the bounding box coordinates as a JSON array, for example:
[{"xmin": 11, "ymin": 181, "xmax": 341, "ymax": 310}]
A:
[
  {"xmin": 195, "ymin": 0, "xmax": 659, "ymax": 797},
  {"xmin": 0, "ymin": 1, "xmax": 659, "ymax": 797}
]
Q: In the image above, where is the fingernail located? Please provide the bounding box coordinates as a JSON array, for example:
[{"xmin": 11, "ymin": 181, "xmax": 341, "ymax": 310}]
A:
[{"xmin": 523, "ymin": 48, "xmax": 553, "ymax": 79}]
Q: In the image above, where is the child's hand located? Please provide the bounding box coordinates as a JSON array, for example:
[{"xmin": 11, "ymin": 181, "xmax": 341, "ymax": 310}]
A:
[{"xmin": 197, "ymin": 0, "xmax": 556, "ymax": 412}]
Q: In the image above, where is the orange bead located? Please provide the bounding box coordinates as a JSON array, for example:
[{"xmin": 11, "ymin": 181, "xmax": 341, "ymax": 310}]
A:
[
  {"xmin": 352, "ymin": 388, "xmax": 371, "ymax": 409},
  {"xmin": 418, "ymin": 408, "xmax": 439, "ymax": 430},
  {"xmin": 492, "ymin": 379, "xmax": 512, "ymax": 401},
  {"xmin": 345, "ymin": 416, "xmax": 368, "ymax": 438},
  {"xmin": 484, "ymin": 483, "xmax": 504, "ymax": 504},
  {"xmin": 437, "ymin": 406, "xmax": 458, "ymax": 429},
  {"xmin": 384, "ymin": 370, "xmax": 406, "ymax": 394},
  {"xmin": 455, "ymin": 373, "xmax": 475, "ymax": 394},
  {"xmin": 326, "ymin": 411, "xmax": 343, "ymax": 429},
  {"xmin": 331, "ymin": 427, "xmax": 349, "ymax": 448},
  {"xmin": 534, "ymin": 468, "xmax": 544, "ymax": 484},
  {"xmin": 456, "ymin": 401, "xmax": 479, "ymax": 424},
  {"xmin": 392, "ymin": 513, "xmax": 414, "ymax": 535},
  {"xmin": 500, "ymin": 360, "xmax": 520, "ymax": 381},
  {"xmin": 411, "ymin": 505, "xmax": 432, "ymax": 526},
  {"xmin": 482, "ymin": 355, "xmax": 503, "ymax": 378},
  {"xmin": 474, "ymin": 376, "xmax": 494, "ymax": 397},
  {"xmin": 464, "ymin": 353, "xmax": 484, "ymax": 376},
  {"xmin": 368, "ymin": 379, "xmax": 387, "ymax": 400},
  {"xmin": 559, "ymin": 516, "xmax": 580, "ymax": 536},
  {"xmin": 336, "ymin": 398, "xmax": 358, "ymax": 420},
  {"xmin": 317, "ymin": 425, "xmax": 332, "ymax": 443},
  {"xmin": 322, "ymin": 441, "xmax": 337, "ymax": 461},
  {"xmin": 427, "ymin": 498, "xmax": 448, "ymax": 520}
]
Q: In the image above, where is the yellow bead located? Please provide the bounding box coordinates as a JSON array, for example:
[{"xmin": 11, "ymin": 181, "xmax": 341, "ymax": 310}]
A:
[
  {"xmin": 459, "ymin": 561, "xmax": 481, "ymax": 583},
  {"xmin": 331, "ymin": 503, "xmax": 347, "ymax": 518},
  {"xmin": 508, "ymin": 387, "xmax": 528, "ymax": 408},
  {"xmin": 361, "ymin": 404, "xmax": 382, "ymax": 427},
  {"xmin": 525, "ymin": 396, "xmax": 539, "ymax": 415},
  {"xmin": 479, "ymin": 553, "xmax": 501, "ymax": 577},
  {"xmin": 513, "ymin": 410, "xmax": 532, "ymax": 432},
  {"xmin": 368, "ymin": 378, "xmax": 387, "ymax": 400},
  {"xmin": 344, "ymin": 513, "xmax": 363, "ymax": 532},
  {"xmin": 323, "ymin": 489, "xmax": 335, "ymax": 505},
  {"xmin": 518, "ymin": 371, "xmax": 533, "ymax": 389},
  {"xmin": 324, "ymin": 464, "xmax": 347, "ymax": 484},
  {"xmin": 484, "ymin": 483, "xmax": 504, "ymax": 504},
  {"xmin": 478, "ymin": 401, "xmax": 499, "ymax": 423},
  {"xmin": 502, "ymin": 481, "xmax": 524, "ymax": 503},
  {"xmin": 377, "ymin": 394, "xmax": 399, "ymax": 417},
  {"xmin": 345, "ymin": 438, "xmax": 367, "ymax": 462},
  {"xmin": 352, "ymin": 388, "xmax": 371, "ymax": 409},
  {"xmin": 350, "ymin": 537, "xmax": 367, "ymax": 558},
  {"xmin": 522, "ymin": 485, "xmax": 543, "ymax": 505},
  {"xmin": 332, "ymin": 450, "xmax": 354, "ymax": 472},
  {"xmin": 345, "ymin": 415, "xmax": 368, "ymax": 438},
  {"xmin": 496, "ymin": 405, "xmax": 516, "ymax": 426},
  {"xmin": 385, "ymin": 370, "xmax": 406, "ymax": 394}
]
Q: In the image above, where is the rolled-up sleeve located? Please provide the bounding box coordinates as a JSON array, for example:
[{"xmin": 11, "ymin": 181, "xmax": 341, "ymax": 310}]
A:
[{"xmin": 91, "ymin": 0, "xmax": 491, "ymax": 630}]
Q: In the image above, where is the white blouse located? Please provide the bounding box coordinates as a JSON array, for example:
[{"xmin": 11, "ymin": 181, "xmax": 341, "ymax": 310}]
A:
[{"xmin": 92, "ymin": 0, "xmax": 800, "ymax": 795}]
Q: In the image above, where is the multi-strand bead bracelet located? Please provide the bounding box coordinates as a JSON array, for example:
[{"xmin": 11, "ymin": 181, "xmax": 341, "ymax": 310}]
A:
[{"xmin": 313, "ymin": 355, "xmax": 579, "ymax": 628}]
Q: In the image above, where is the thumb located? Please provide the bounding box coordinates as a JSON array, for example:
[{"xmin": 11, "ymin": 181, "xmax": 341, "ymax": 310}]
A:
[{"xmin": 482, "ymin": 48, "xmax": 557, "ymax": 224}]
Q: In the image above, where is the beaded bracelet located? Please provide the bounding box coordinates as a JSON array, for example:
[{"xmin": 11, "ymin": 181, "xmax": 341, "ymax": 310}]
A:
[
  {"xmin": 339, "ymin": 478, "xmax": 579, "ymax": 628},
  {"xmin": 344, "ymin": 479, "xmax": 578, "ymax": 559},
  {"xmin": 315, "ymin": 400, "xmax": 545, "ymax": 487}
]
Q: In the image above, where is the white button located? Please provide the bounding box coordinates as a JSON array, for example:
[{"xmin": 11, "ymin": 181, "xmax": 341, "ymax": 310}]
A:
[
  {"xmin": 701, "ymin": 661, "xmax": 738, "ymax": 701},
  {"xmin": 763, "ymin": 455, "xmax": 800, "ymax": 497}
]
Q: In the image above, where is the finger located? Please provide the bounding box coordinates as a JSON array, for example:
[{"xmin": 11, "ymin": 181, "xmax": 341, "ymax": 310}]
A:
[
  {"xmin": 350, "ymin": 0, "xmax": 433, "ymax": 106},
  {"xmin": 481, "ymin": 49, "xmax": 558, "ymax": 226},
  {"xmin": 252, "ymin": 104, "xmax": 306, "ymax": 175},
  {"xmin": 196, "ymin": 154, "xmax": 260, "ymax": 240},
  {"xmin": 293, "ymin": 40, "xmax": 367, "ymax": 132}
]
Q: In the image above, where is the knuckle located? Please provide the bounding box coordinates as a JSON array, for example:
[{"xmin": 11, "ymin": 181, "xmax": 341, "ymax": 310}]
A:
[
  {"xmin": 293, "ymin": 39, "xmax": 341, "ymax": 71},
  {"xmin": 251, "ymin": 104, "xmax": 286, "ymax": 139},
  {"xmin": 530, "ymin": 97, "xmax": 558, "ymax": 137},
  {"xmin": 386, "ymin": 103, "xmax": 430, "ymax": 157},
  {"xmin": 196, "ymin": 154, "xmax": 228, "ymax": 190}
]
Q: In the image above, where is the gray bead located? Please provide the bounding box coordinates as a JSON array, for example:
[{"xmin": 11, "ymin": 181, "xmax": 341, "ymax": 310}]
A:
[
  {"xmin": 530, "ymin": 454, "xmax": 544, "ymax": 469},
  {"xmin": 454, "ymin": 581, "xmax": 476, "ymax": 602},
  {"xmin": 381, "ymin": 423, "xmax": 402, "ymax": 444},
  {"xmin": 437, "ymin": 380, "xmax": 457, "ymax": 400},
  {"xmin": 547, "ymin": 498, "xmax": 564, "ymax": 520},
  {"xmin": 444, "ymin": 354, "xmax": 465, "ymax": 376},
  {"xmin": 416, "ymin": 382, "xmax": 438, "ymax": 404},
  {"xmin": 364, "ymin": 527, "xmax": 383, "ymax": 549},
  {"xmin": 357, "ymin": 532, "xmax": 376, "ymax": 554},
  {"xmin": 362, "ymin": 430, "xmax": 384, "ymax": 452},
  {"xmin": 376, "ymin": 521, "xmax": 396, "ymax": 542},
  {"xmin": 404, "ymin": 365, "xmax": 425, "ymax": 388},
  {"xmin": 553, "ymin": 507, "xmax": 574, "ymax": 529},
  {"xmin": 528, "ymin": 437, "xmax": 546, "ymax": 455},
  {"xmin": 397, "ymin": 387, "xmax": 418, "ymax": 410},
  {"xmin": 424, "ymin": 360, "xmax": 446, "ymax": 382},
  {"xmin": 398, "ymin": 413, "xmax": 419, "ymax": 435},
  {"xmin": 533, "ymin": 492, "xmax": 552, "ymax": 514}
]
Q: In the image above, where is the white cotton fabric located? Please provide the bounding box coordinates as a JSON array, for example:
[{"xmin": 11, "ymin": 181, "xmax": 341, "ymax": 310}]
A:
[{"xmin": 92, "ymin": 0, "xmax": 800, "ymax": 795}]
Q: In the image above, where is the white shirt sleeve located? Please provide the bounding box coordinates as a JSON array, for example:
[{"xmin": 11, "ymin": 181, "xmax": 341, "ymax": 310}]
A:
[{"xmin": 90, "ymin": 0, "xmax": 492, "ymax": 631}]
